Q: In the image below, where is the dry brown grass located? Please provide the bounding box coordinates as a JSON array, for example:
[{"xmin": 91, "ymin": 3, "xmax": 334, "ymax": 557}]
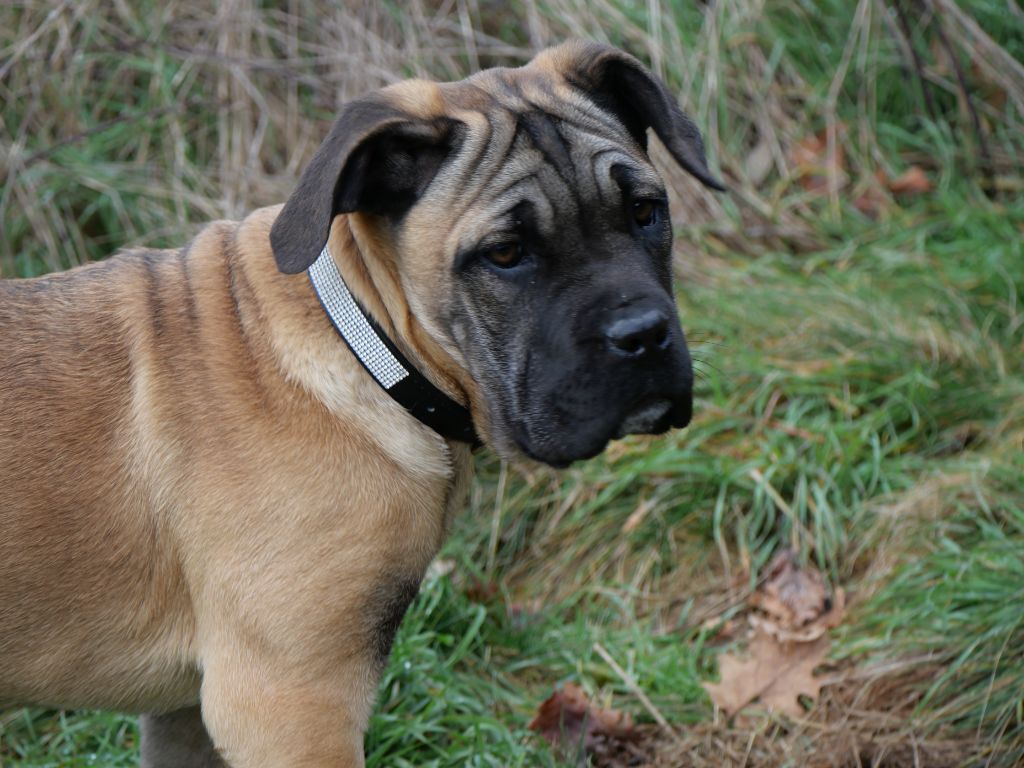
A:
[{"xmin": 4, "ymin": 0, "xmax": 1022, "ymax": 275}]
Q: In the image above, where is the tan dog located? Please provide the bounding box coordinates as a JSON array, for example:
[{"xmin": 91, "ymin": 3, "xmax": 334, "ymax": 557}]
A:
[{"xmin": 0, "ymin": 41, "xmax": 722, "ymax": 767}]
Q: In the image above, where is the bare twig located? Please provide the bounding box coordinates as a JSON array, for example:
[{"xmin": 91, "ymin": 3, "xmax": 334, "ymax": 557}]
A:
[
  {"xmin": 593, "ymin": 642, "xmax": 675, "ymax": 734},
  {"xmin": 825, "ymin": 0, "xmax": 871, "ymax": 218},
  {"xmin": 925, "ymin": 0, "xmax": 995, "ymax": 180},
  {"xmin": 891, "ymin": 0, "xmax": 938, "ymax": 122}
]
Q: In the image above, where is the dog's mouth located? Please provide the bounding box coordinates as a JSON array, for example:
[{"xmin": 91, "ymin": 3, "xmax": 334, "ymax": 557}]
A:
[
  {"xmin": 614, "ymin": 398, "xmax": 673, "ymax": 439},
  {"xmin": 507, "ymin": 392, "xmax": 692, "ymax": 468}
]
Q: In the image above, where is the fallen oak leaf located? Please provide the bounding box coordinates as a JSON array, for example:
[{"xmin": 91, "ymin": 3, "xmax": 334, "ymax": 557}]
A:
[
  {"xmin": 703, "ymin": 630, "xmax": 830, "ymax": 719},
  {"xmin": 704, "ymin": 550, "xmax": 844, "ymax": 719},
  {"xmin": 748, "ymin": 549, "xmax": 847, "ymax": 642},
  {"xmin": 750, "ymin": 549, "xmax": 830, "ymax": 630},
  {"xmin": 529, "ymin": 682, "xmax": 636, "ymax": 760},
  {"xmin": 751, "ymin": 587, "xmax": 845, "ymax": 643}
]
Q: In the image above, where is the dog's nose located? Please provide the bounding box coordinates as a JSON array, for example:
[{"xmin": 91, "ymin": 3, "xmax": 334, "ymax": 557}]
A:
[{"xmin": 605, "ymin": 308, "xmax": 671, "ymax": 358}]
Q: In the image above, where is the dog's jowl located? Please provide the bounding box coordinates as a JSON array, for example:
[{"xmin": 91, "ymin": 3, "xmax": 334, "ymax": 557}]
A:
[{"xmin": 0, "ymin": 41, "xmax": 722, "ymax": 767}]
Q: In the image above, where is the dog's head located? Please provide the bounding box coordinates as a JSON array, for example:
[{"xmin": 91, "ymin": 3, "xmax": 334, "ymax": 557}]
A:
[{"xmin": 271, "ymin": 41, "xmax": 723, "ymax": 467}]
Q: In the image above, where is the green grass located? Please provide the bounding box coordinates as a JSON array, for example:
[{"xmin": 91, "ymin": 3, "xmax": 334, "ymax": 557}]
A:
[
  {"xmin": 2, "ymin": 1, "xmax": 1022, "ymax": 766},
  {"xmin": 850, "ymin": 477, "xmax": 1024, "ymax": 766}
]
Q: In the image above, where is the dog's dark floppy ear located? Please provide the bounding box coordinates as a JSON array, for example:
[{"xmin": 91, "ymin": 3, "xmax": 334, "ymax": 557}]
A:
[
  {"xmin": 270, "ymin": 96, "xmax": 455, "ymax": 274},
  {"xmin": 553, "ymin": 41, "xmax": 725, "ymax": 191}
]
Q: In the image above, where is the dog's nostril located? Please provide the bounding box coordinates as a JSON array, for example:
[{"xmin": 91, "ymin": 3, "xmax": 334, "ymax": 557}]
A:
[
  {"xmin": 606, "ymin": 309, "xmax": 670, "ymax": 358},
  {"xmin": 622, "ymin": 338, "xmax": 642, "ymax": 355},
  {"xmin": 654, "ymin": 325, "xmax": 670, "ymax": 350}
]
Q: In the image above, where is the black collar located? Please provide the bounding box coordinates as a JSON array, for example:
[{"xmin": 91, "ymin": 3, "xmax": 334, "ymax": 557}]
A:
[{"xmin": 308, "ymin": 245, "xmax": 480, "ymax": 447}]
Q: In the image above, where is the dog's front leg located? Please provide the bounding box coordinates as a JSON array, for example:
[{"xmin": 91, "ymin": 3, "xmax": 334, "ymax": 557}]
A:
[
  {"xmin": 140, "ymin": 706, "xmax": 225, "ymax": 768},
  {"xmin": 197, "ymin": 643, "xmax": 378, "ymax": 768}
]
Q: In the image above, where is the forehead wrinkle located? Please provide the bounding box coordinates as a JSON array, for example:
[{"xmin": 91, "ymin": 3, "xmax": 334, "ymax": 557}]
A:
[
  {"xmin": 533, "ymin": 78, "xmax": 636, "ymax": 144},
  {"xmin": 439, "ymin": 106, "xmax": 521, "ymax": 235},
  {"xmin": 501, "ymin": 136, "xmax": 584, "ymax": 225},
  {"xmin": 504, "ymin": 70, "xmax": 639, "ymax": 164},
  {"xmin": 588, "ymin": 144, "xmax": 662, "ymax": 187},
  {"xmin": 558, "ymin": 113, "xmax": 662, "ymax": 200},
  {"xmin": 434, "ymin": 70, "xmax": 662, "ymax": 261},
  {"xmin": 439, "ymin": 108, "xmax": 491, "ymax": 195},
  {"xmin": 489, "ymin": 67, "xmax": 643, "ymax": 157},
  {"xmin": 505, "ymin": 107, "xmax": 635, "ymax": 224},
  {"xmin": 445, "ymin": 107, "xmax": 577, "ymax": 252},
  {"xmin": 512, "ymin": 91, "xmax": 655, "ymax": 204},
  {"xmin": 516, "ymin": 111, "xmax": 575, "ymax": 186},
  {"xmin": 517, "ymin": 75, "xmax": 617, "ymax": 127},
  {"xmin": 448, "ymin": 169, "xmax": 559, "ymax": 257},
  {"xmin": 558, "ymin": 119, "xmax": 646, "ymax": 164},
  {"xmin": 590, "ymin": 149, "xmax": 629, "ymax": 209},
  {"xmin": 443, "ymin": 80, "xmax": 525, "ymax": 181}
]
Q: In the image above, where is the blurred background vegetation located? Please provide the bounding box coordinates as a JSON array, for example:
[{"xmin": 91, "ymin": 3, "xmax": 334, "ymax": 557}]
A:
[{"xmin": 1, "ymin": 0, "xmax": 1022, "ymax": 766}]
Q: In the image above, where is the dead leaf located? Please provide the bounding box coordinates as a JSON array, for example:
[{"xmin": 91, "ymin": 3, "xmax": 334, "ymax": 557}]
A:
[
  {"xmin": 703, "ymin": 630, "xmax": 830, "ymax": 719},
  {"xmin": 853, "ymin": 186, "xmax": 888, "ymax": 218},
  {"xmin": 463, "ymin": 578, "xmax": 498, "ymax": 604},
  {"xmin": 703, "ymin": 551, "xmax": 845, "ymax": 718},
  {"xmin": 750, "ymin": 549, "xmax": 830, "ymax": 629},
  {"xmin": 529, "ymin": 682, "xmax": 636, "ymax": 760},
  {"xmin": 790, "ymin": 126, "xmax": 847, "ymax": 194},
  {"xmin": 887, "ymin": 165, "xmax": 932, "ymax": 196},
  {"xmin": 750, "ymin": 587, "xmax": 845, "ymax": 643}
]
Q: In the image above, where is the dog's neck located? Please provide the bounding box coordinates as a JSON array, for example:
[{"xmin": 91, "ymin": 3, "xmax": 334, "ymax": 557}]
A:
[{"xmin": 315, "ymin": 216, "xmax": 479, "ymax": 447}]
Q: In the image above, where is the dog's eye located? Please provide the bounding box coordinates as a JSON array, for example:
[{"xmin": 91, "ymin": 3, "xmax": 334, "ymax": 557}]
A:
[
  {"xmin": 483, "ymin": 243, "xmax": 523, "ymax": 269},
  {"xmin": 632, "ymin": 200, "xmax": 658, "ymax": 227}
]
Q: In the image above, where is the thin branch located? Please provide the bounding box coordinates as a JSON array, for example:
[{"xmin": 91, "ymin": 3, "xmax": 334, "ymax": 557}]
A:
[
  {"xmin": 925, "ymin": 0, "xmax": 995, "ymax": 180},
  {"xmin": 891, "ymin": 0, "xmax": 938, "ymax": 122}
]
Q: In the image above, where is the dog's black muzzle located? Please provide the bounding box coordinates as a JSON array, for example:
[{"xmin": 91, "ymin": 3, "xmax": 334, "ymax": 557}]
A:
[
  {"xmin": 513, "ymin": 291, "xmax": 693, "ymax": 467},
  {"xmin": 605, "ymin": 299, "xmax": 693, "ymax": 430}
]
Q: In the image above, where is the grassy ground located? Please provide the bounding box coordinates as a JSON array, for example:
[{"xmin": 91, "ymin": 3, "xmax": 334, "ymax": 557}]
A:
[{"xmin": 2, "ymin": 1, "xmax": 1022, "ymax": 766}]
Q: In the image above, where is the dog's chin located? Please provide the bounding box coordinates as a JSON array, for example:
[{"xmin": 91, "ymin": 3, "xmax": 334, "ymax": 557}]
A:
[
  {"xmin": 505, "ymin": 397, "xmax": 692, "ymax": 469},
  {"xmin": 613, "ymin": 398, "xmax": 673, "ymax": 439}
]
